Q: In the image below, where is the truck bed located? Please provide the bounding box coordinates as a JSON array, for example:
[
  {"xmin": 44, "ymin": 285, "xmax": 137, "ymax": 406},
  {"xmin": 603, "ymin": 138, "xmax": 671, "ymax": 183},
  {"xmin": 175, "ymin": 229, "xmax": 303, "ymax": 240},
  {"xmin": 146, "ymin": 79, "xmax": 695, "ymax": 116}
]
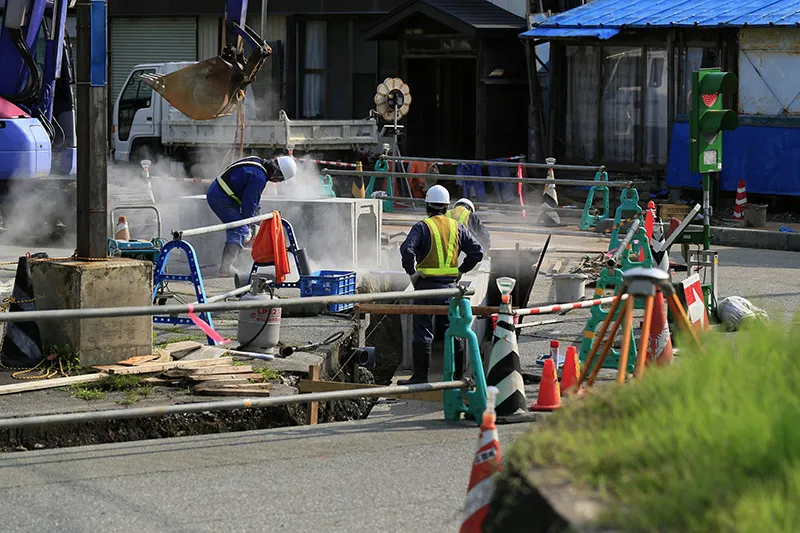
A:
[{"xmin": 161, "ymin": 110, "xmax": 379, "ymax": 151}]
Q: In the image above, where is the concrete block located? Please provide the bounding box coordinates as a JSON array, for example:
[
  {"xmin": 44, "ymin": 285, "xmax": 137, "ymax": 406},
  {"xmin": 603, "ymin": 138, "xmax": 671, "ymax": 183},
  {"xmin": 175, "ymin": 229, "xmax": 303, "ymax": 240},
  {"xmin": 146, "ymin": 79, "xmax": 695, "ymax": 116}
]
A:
[
  {"xmin": 30, "ymin": 259, "xmax": 153, "ymax": 367},
  {"xmin": 787, "ymin": 232, "xmax": 800, "ymax": 252},
  {"xmin": 711, "ymin": 227, "xmax": 788, "ymax": 251},
  {"xmin": 178, "ymin": 195, "xmax": 382, "ymax": 276}
]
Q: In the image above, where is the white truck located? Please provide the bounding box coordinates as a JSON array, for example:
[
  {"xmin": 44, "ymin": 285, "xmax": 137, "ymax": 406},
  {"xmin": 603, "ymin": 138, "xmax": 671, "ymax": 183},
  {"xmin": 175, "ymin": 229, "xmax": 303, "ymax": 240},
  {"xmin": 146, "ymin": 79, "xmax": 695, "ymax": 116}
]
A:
[{"xmin": 112, "ymin": 62, "xmax": 381, "ymax": 174}]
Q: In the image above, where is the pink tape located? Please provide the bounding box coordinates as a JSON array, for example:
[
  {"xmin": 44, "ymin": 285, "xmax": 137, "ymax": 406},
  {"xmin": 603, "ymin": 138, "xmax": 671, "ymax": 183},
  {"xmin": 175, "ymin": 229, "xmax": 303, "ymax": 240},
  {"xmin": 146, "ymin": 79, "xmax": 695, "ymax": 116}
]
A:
[
  {"xmin": 517, "ymin": 164, "xmax": 526, "ymax": 218},
  {"xmin": 187, "ymin": 304, "xmax": 230, "ymax": 345}
]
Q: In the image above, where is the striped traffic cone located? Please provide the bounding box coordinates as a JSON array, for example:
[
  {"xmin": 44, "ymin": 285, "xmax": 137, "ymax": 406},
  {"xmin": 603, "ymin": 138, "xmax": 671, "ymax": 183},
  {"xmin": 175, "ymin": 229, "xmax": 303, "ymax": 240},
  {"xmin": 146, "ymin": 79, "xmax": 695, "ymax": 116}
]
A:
[
  {"xmin": 114, "ymin": 216, "xmax": 131, "ymax": 241},
  {"xmin": 486, "ymin": 280, "xmax": 527, "ymax": 416},
  {"xmin": 647, "ymin": 290, "xmax": 673, "ymax": 366},
  {"xmin": 460, "ymin": 386, "xmax": 503, "ymax": 533},
  {"xmin": 0, "ymin": 257, "xmax": 44, "ymax": 368},
  {"xmin": 538, "ymin": 157, "xmax": 560, "ymax": 227},
  {"xmin": 733, "ymin": 180, "xmax": 747, "ymax": 220}
]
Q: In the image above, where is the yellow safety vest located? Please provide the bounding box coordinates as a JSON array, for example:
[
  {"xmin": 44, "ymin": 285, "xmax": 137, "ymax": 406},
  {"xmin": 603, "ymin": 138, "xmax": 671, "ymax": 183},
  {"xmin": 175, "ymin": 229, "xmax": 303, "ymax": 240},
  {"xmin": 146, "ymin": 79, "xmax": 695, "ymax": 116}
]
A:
[
  {"xmin": 446, "ymin": 206, "xmax": 470, "ymax": 226},
  {"xmin": 417, "ymin": 215, "xmax": 460, "ymax": 277}
]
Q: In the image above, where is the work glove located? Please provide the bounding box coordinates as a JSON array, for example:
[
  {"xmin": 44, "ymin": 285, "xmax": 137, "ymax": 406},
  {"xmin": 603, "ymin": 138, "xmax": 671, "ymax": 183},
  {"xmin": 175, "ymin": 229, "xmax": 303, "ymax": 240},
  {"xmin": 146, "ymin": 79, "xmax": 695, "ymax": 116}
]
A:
[
  {"xmin": 244, "ymin": 227, "xmax": 253, "ymax": 244},
  {"xmin": 409, "ymin": 271, "xmax": 424, "ymax": 287}
]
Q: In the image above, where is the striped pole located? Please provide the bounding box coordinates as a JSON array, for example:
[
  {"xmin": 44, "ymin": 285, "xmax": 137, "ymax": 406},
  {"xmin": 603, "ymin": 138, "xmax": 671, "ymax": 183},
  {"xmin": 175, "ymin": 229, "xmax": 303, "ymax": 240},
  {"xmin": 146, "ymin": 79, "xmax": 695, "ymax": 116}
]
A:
[
  {"xmin": 511, "ymin": 294, "xmax": 629, "ymax": 317},
  {"xmin": 485, "ymin": 278, "xmax": 527, "ymax": 416},
  {"xmin": 733, "ymin": 179, "xmax": 747, "ymax": 219}
]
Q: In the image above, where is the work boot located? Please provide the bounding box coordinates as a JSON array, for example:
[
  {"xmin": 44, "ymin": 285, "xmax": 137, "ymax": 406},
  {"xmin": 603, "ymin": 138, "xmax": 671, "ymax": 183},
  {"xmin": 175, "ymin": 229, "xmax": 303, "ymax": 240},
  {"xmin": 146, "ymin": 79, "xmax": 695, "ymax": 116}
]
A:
[
  {"xmin": 453, "ymin": 340, "xmax": 465, "ymax": 381},
  {"xmin": 398, "ymin": 342, "xmax": 431, "ymax": 385},
  {"xmin": 218, "ymin": 243, "xmax": 242, "ymax": 277}
]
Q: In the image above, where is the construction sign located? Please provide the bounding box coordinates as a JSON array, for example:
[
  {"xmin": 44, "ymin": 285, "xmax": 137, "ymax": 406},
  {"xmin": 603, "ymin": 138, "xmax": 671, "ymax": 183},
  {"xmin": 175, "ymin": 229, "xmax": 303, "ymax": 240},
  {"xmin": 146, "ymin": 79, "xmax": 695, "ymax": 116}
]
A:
[{"xmin": 681, "ymin": 274, "xmax": 711, "ymax": 331}]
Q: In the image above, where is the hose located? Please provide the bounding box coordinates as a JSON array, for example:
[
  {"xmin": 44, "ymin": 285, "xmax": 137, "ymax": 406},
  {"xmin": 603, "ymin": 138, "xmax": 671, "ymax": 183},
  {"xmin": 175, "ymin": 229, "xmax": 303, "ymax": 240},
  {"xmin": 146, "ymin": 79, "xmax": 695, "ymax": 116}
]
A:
[
  {"xmin": 278, "ymin": 331, "xmax": 345, "ymax": 358},
  {"xmin": 8, "ymin": 27, "xmax": 42, "ymax": 104}
]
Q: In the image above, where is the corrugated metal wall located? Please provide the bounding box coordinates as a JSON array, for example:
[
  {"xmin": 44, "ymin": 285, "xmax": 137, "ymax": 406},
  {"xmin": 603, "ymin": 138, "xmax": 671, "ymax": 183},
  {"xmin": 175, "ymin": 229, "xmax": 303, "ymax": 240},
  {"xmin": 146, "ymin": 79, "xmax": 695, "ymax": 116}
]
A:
[
  {"xmin": 246, "ymin": 15, "xmax": 287, "ymax": 119},
  {"xmin": 739, "ymin": 28, "xmax": 800, "ymax": 116},
  {"xmin": 197, "ymin": 15, "xmax": 220, "ymax": 60},
  {"xmin": 110, "ymin": 17, "xmax": 197, "ymax": 103}
]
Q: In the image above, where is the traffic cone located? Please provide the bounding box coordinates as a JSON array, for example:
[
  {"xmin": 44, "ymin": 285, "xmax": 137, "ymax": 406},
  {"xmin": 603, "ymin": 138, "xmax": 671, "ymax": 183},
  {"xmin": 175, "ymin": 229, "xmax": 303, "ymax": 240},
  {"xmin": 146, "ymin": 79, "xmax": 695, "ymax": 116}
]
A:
[
  {"xmin": 461, "ymin": 386, "xmax": 503, "ymax": 533},
  {"xmin": 538, "ymin": 157, "xmax": 560, "ymax": 227},
  {"xmin": 560, "ymin": 346, "xmax": 581, "ymax": 396},
  {"xmin": 733, "ymin": 179, "xmax": 747, "ymax": 220},
  {"xmin": 0, "ymin": 257, "xmax": 44, "ymax": 368},
  {"xmin": 530, "ymin": 358, "xmax": 561, "ymax": 411},
  {"xmin": 647, "ymin": 290, "xmax": 673, "ymax": 366},
  {"xmin": 486, "ymin": 283, "xmax": 527, "ymax": 416},
  {"xmin": 114, "ymin": 216, "xmax": 131, "ymax": 240}
]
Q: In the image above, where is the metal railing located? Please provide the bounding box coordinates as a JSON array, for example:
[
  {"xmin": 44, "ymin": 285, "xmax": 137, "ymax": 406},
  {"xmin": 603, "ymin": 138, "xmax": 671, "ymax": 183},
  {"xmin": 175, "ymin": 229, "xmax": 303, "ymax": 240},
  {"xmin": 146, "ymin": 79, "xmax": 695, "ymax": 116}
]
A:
[
  {"xmin": 176, "ymin": 211, "xmax": 276, "ymax": 239},
  {"xmin": 0, "ymin": 287, "xmax": 472, "ymax": 323},
  {"xmin": 0, "ymin": 380, "xmax": 469, "ymax": 430},
  {"xmin": 380, "ymin": 155, "xmax": 605, "ymax": 172}
]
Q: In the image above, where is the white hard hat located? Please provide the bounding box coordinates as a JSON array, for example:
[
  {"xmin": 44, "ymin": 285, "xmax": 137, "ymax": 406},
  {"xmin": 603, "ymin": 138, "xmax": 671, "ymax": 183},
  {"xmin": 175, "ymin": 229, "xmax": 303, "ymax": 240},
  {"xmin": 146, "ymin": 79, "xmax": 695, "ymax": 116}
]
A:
[
  {"xmin": 425, "ymin": 185, "xmax": 450, "ymax": 206},
  {"xmin": 455, "ymin": 198, "xmax": 475, "ymax": 212},
  {"xmin": 275, "ymin": 155, "xmax": 297, "ymax": 181}
]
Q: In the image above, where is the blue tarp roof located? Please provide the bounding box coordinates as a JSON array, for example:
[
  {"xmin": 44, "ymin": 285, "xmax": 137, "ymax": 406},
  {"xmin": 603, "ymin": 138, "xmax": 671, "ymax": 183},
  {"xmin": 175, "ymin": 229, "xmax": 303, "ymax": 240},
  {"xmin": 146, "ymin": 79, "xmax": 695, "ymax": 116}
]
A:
[{"xmin": 521, "ymin": 0, "xmax": 800, "ymax": 39}]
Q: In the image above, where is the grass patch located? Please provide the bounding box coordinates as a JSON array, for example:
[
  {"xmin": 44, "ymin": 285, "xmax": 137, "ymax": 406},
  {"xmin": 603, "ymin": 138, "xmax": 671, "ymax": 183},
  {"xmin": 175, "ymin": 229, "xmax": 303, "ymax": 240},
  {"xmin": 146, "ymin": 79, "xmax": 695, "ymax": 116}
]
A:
[
  {"xmin": 505, "ymin": 321, "xmax": 800, "ymax": 533},
  {"xmin": 253, "ymin": 366, "xmax": 283, "ymax": 382},
  {"xmin": 70, "ymin": 386, "xmax": 106, "ymax": 401}
]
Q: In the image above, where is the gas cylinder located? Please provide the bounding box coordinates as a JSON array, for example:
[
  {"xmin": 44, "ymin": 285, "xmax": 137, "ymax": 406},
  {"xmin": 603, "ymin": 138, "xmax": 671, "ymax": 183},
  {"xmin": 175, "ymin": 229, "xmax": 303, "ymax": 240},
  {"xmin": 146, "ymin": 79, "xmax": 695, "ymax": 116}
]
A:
[{"xmin": 237, "ymin": 277, "xmax": 281, "ymax": 352}]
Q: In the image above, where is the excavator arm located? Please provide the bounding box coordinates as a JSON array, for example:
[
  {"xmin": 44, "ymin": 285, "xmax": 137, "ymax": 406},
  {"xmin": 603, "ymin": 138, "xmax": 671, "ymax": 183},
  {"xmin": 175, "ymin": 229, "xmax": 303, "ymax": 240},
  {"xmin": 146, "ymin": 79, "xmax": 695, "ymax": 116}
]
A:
[{"xmin": 140, "ymin": 0, "xmax": 271, "ymax": 121}]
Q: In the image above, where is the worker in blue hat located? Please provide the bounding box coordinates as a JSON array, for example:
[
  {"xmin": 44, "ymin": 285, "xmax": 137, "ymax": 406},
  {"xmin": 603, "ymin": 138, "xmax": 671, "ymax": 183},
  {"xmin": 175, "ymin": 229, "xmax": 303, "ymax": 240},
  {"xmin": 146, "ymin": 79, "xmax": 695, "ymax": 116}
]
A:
[
  {"xmin": 399, "ymin": 185, "xmax": 484, "ymax": 384},
  {"xmin": 206, "ymin": 155, "xmax": 298, "ymax": 276}
]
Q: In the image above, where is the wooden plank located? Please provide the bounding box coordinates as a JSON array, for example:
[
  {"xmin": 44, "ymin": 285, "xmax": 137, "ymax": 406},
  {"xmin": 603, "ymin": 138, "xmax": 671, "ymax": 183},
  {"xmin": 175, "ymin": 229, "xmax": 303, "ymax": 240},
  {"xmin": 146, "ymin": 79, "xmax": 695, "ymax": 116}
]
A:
[
  {"xmin": 117, "ymin": 354, "xmax": 160, "ymax": 366},
  {"xmin": 162, "ymin": 365, "xmax": 253, "ymax": 378},
  {"xmin": 194, "ymin": 388, "xmax": 272, "ymax": 397},
  {"xmin": 194, "ymin": 382, "xmax": 273, "ymax": 391},
  {"xmin": 356, "ymin": 304, "xmax": 508, "ymax": 316},
  {"xmin": 306, "ymin": 365, "xmax": 319, "ymax": 425},
  {"xmin": 93, "ymin": 357, "xmax": 233, "ymax": 375},
  {"xmin": 297, "ymin": 379, "xmax": 443, "ymax": 403},
  {"xmin": 163, "ymin": 340, "xmax": 204, "ymax": 359},
  {"xmin": 185, "ymin": 373, "xmax": 261, "ymax": 382},
  {"xmin": 0, "ymin": 373, "xmax": 104, "ymax": 396}
]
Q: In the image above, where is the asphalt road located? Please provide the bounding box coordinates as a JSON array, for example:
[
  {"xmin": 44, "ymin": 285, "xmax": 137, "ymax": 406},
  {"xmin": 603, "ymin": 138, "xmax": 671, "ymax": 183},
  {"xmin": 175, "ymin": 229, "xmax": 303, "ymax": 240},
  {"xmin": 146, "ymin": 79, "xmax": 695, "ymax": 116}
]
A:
[{"xmin": 0, "ymin": 401, "xmax": 530, "ymax": 533}]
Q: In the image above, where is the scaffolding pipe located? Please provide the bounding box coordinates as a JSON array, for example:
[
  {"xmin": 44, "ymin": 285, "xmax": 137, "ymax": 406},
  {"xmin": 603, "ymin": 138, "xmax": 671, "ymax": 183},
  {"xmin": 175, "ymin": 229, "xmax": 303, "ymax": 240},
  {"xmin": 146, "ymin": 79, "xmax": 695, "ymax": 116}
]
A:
[
  {"xmin": 382, "ymin": 219, "xmax": 596, "ymax": 239},
  {"xmin": 0, "ymin": 288, "xmax": 471, "ymax": 323},
  {"xmin": 380, "ymin": 155, "xmax": 605, "ymax": 172},
  {"xmin": 0, "ymin": 380, "xmax": 469, "ymax": 430},
  {"xmin": 177, "ymin": 212, "xmax": 275, "ymax": 239},
  {"xmin": 203, "ymin": 285, "xmax": 252, "ymax": 303},
  {"xmin": 607, "ymin": 219, "xmax": 641, "ymax": 268},
  {"xmin": 375, "ymin": 195, "xmax": 530, "ymax": 211},
  {"xmin": 512, "ymin": 294, "xmax": 629, "ymax": 317},
  {"xmin": 322, "ymin": 168, "xmax": 640, "ymax": 188}
]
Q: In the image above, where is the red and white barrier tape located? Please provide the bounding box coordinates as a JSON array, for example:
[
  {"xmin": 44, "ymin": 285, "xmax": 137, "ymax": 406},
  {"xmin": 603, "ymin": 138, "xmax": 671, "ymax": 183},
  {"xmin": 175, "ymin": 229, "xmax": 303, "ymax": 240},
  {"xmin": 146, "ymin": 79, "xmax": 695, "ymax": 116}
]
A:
[
  {"xmin": 510, "ymin": 294, "xmax": 629, "ymax": 317},
  {"xmin": 308, "ymin": 160, "xmax": 359, "ymax": 169}
]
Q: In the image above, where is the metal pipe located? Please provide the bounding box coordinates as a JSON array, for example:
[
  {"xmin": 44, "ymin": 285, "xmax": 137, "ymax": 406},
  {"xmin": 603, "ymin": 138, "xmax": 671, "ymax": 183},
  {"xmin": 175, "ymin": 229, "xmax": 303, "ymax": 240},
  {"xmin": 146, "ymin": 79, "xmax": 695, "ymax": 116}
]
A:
[
  {"xmin": 177, "ymin": 212, "xmax": 275, "ymax": 238},
  {"xmin": 606, "ymin": 219, "xmax": 641, "ymax": 268},
  {"xmin": 375, "ymin": 195, "xmax": 530, "ymax": 211},
  {"xmin": 512, "ymin": 294, "xmax": 629, "ymax": 317},
  {"xmin": 0, "ymin": 380, "xmax": 469, "ymax": 430},
  {"xmin": 204, "ymin": 284, "xmax": 252, "ymax": 303},
  {"xmin": 382, "ymin": 221, "xmax": 598, "ymax": 240},
  {"xmin": 380, "ymin": 155, "xmax": 604, "ymax": 172},
  {"xmin": 0, "ymin": 288, "xmax": 471, "ymax": 323},
  {"xmin": 323, "ymin": 168, "xmax": 640, "ymax": 188}
]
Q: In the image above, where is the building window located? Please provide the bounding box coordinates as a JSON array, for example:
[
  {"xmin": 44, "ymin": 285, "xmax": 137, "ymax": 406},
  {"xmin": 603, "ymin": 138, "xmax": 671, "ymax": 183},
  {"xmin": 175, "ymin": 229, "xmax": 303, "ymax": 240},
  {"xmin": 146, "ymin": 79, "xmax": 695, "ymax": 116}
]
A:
[
  {"xmin": 302, "ymin": 21, "xmax": 326, "ymax": 118},
  {"xmin": 644, "ymin": 47, "xmax": 668, "ymax": 165},
  {"xmin": 564, "ymin": 45, "xmax": 599, "ymax": 162},
  {"xmin": 601, "ymin": 46, "xmax": 642, "ymax": 162}
]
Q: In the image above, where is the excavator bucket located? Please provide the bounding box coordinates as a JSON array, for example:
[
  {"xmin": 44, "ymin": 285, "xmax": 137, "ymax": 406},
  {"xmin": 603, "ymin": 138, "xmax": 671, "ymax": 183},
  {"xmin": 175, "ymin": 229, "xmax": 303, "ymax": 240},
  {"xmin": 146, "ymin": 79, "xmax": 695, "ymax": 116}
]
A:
[{"xmin": 140, "ymin": 57, "xmax": 243, "ymax": 121}]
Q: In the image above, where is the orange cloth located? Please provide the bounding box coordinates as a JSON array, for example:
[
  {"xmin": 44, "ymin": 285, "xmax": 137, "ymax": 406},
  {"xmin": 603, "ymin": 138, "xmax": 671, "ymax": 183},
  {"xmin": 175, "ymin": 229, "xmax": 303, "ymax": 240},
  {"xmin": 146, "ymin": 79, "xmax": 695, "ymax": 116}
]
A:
[
  {"xmin": 251, "ymin": 211, "xmax": 290, "ymax": 284},
  {"xmin": 409, "ymin": 161, "xmax": 434, "ymax": 199}
]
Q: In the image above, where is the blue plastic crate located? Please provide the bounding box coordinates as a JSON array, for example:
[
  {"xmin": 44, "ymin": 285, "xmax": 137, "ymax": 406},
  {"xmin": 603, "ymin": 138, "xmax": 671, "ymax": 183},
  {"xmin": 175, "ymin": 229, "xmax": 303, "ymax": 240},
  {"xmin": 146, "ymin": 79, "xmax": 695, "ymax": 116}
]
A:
[{"xmin": 299, "ymin": 270, "xmax": 357, "ymax": 313}]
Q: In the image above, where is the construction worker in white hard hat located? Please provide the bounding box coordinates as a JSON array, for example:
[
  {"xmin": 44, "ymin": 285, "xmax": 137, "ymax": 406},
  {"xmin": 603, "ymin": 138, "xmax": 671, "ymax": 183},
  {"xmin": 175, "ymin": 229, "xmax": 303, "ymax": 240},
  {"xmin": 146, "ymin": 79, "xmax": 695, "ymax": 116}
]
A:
[
  {"xmin": 398, "ymin": 185, "xmax": 484, "ymax": 384},
  {"xmin": 207, "ymin": 155, "xmax": 298, "ymax": 277},
  {"xmin": 446, "ymin": 198, "xmax": 491, "ymax": 251}
]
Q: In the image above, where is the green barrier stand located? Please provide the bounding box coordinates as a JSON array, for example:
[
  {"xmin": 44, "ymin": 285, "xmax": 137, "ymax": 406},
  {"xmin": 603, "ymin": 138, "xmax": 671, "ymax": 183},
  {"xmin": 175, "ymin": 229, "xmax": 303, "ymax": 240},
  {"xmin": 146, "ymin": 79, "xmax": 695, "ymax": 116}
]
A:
[
  {"xmin": 443, "ymin": 296, "xmax": 487, "ymax": 423},
  {"xmin": 609, "ymin": 188, "xmax": 642, "ymax": 250},
  {"xmin": 365, "ymin": 159, "xmax": 393, "ymax": 213},
  {"xmin": 579, "ymin": 170, "xmax": 610, "ymax": 231},
  {"xmin": 320, "ymin": 174, "xmax": 336, "ymax": 198},
  {"xmin": 578, "ymin": 225, "xmax": 654, "ymax": 373}
]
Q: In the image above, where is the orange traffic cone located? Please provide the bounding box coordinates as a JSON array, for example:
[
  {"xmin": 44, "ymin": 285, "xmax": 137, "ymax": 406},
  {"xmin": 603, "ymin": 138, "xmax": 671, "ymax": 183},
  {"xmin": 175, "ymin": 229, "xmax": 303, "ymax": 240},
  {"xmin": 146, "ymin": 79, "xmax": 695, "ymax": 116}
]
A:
[
  {"xmin": 529, "ymin": 358, "xmax": 561, "ymax": 411},
  {"xmin": 114, "ymin": 216, "xmax": 131, "ymax": 241},
  {"xmin": 560, "ymin": 346, "xmax": 581, "ymax": 396},
  {"xmin": 461, "ymin": 386, "xmax": 503, "ymax": 533},
  {"xmin": 647, "ymin": 290, "xmax": 673, "ymax": 366}
]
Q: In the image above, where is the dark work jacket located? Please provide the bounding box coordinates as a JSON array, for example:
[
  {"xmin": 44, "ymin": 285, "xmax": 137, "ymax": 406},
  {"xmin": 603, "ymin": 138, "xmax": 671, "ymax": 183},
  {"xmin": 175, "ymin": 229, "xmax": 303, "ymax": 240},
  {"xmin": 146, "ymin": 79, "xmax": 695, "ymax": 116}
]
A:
[{"xmin": 400, "ymin": 219, "xmax": 484, "ymax": 284}]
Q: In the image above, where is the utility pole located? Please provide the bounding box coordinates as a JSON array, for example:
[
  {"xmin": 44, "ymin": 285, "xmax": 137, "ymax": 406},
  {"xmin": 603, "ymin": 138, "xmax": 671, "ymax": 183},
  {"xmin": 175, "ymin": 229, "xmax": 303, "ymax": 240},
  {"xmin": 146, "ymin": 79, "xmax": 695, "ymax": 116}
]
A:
[{"xmin": 75, "ymin": 0, "xmax": 108, "ymax": 259}]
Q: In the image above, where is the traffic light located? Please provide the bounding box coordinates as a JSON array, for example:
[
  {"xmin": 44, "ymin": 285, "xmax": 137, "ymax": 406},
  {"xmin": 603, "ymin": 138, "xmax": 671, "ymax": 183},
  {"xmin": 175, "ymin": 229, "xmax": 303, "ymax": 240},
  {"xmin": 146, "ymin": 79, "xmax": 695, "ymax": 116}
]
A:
[{"xmin": 689, "ymin": 68, "xmax": 739, "ymax": 174}]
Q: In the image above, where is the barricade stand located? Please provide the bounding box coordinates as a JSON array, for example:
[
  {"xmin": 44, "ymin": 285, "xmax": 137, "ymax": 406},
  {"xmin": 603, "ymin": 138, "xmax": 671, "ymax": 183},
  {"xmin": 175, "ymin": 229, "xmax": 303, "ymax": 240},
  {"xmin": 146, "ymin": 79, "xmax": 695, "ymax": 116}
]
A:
[
  {"xmin": 443, "ymin": 296, "xmax": 487, "ymax": 423},
  {"xmin": 152, "ymin": 240, "xmax": 217, "ymax": 346},
  {"xmin": 579, "ymin": 170, "xmax": 610, "ymax": 230},
  {"xmin": 608, "ymin": 188, "xmax": 642, "ymax": 251},
  {"xmin": 365, "ymin": 159, "xmax": 394, "ymax": 213}
]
